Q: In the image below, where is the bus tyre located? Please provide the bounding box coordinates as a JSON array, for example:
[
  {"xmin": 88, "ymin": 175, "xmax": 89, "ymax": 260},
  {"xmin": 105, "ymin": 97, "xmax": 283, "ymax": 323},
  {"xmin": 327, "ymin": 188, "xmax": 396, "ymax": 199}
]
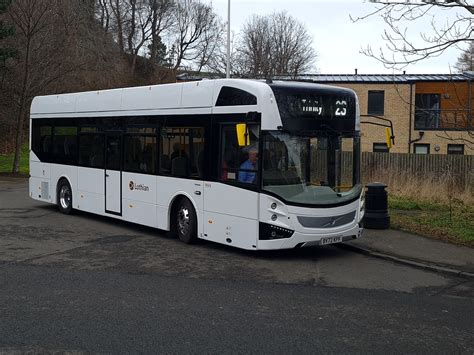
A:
[
  {"xmin": 57, "ymin": 179, "xmax": 73, "ymax": 215},
  {"xmin": 175, "ymin": 198, "xmax": 197, "ymax": 244}
]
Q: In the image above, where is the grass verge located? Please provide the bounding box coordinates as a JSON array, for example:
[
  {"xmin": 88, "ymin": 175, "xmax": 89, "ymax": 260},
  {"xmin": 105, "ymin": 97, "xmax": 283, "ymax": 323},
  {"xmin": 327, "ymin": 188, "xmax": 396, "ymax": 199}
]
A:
[
  {"xmin": 0, "ymin": 144, "xmax": 29, "ymax": 175},
  {"xmin": 389, "ymin": 195, "xmax": 474, "ymax": 247}
]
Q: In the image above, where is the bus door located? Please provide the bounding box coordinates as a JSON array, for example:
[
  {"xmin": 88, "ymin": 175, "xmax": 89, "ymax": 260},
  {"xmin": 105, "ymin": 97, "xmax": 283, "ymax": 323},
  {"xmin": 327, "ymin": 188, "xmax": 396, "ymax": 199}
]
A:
[{"xmin": 105, "ymin": 132, "xmax": 122, "ymax": 215}]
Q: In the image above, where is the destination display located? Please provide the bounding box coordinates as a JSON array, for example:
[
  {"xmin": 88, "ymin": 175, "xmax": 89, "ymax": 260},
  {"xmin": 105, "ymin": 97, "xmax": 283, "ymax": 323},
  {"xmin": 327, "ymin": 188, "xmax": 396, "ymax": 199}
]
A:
[
  {"xmin": 277, "ymin": 93, "xmax": 354, "ymax": 119},
  {"xmin": 270, "ymin": 84, "xmax": 358, "ymax": 133},
  {"xmin": 294, "ymin": 95, "xmax": 348, "ymax": 117}
]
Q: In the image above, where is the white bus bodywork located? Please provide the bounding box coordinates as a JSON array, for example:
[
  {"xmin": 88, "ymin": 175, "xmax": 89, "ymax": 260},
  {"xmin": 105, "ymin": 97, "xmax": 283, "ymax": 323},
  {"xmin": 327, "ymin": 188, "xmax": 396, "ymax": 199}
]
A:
[{"xmin": 30, "ymin": 79, "xmax": 364, "ymax": 250}]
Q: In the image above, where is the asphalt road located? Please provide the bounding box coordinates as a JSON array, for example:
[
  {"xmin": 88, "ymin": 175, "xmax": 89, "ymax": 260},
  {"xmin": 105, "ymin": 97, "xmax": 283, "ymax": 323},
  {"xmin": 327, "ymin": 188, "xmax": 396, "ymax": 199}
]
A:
[{"xmin": 0, "ymin": 178, "xmax": 473, "ymax": 353}]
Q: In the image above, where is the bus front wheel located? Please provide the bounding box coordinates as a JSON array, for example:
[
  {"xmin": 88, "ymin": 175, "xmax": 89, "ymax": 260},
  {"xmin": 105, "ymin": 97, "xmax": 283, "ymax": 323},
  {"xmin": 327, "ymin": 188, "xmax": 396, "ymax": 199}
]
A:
[
  {"xmin": 57, "ymin": 179, "xmax": 73, "ymax": 215},
  {"xmin": 174, "ymin": 197, "xmax": 197, "ymax": 244}
]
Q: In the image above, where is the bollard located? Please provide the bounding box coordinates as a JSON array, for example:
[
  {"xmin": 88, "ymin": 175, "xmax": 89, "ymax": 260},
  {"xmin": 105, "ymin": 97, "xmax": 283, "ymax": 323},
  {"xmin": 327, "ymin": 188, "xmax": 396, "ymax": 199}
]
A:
[{"xmin": 363, "ymin": 182, "xmax": 390, "ymax": 229}]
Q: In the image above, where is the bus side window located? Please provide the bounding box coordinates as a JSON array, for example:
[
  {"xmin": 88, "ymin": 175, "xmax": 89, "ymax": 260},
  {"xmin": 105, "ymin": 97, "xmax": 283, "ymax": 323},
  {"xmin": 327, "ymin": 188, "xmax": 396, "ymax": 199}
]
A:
[
  {"xmin": 160, "ymin": 127, "xmax": 205, "ymax": 178},
  {"xmin": 79, "ymin": 133, "xmax": 104, "ymax": 169},
  {"xmin": 53, "ymin": 126, "xmax": 78, "ymax": 164}
]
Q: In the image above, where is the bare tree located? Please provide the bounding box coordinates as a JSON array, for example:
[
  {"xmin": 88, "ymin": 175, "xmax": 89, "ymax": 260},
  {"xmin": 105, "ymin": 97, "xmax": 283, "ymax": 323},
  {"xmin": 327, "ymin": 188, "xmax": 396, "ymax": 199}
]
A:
[
  {"xmin": 104, "ymin": 0, "xmax": 176, "ymax": 74},
  {"xmin": 96, "ymin": 0, "xmax": 111, "ymax": 32},
  {"xmin": 455, "ymin": 41, "xmax": 474, "ymax": 72},
  {"xmin": 352, "ymin": 1, "xmax": 474, "ymax": 148},
  {"xmin": 2, "ymin": 0, "xmax": 131, "ymax": 173},
  {"xmin": 270, "ymin": 11, "xmax": 317, "ymax": 77},
  {"xmin": 108, "ymin": 0, "xmax": 126, "ymax": 54},
  {"xmin": 237, "ymin": 15, "xmax": 272, "ymax": 77},
  {"xmin": 169, "ymin": 0, "xmax": 223, "ymax": 71},
  {"xmin": 236, "ymin": 11, "xmax": 317, "ymax": 78},
  {"xmin": 351, "ymin": 0, "xmax": 474, "ymax": 69},
  {"xmin": 6, "ymin": 0, "xmax": 55, "ymax": 173}
]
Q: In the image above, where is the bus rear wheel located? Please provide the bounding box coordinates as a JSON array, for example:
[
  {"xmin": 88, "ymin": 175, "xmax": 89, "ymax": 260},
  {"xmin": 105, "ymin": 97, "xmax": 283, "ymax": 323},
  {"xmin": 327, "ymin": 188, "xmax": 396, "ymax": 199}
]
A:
[
  {"xmin": 174, "ymin": 198, "xmax": 197, "ymax": 244},
  {"xmin": 57, "ymin": 179, "xmax": 73, "ymax": 215}
]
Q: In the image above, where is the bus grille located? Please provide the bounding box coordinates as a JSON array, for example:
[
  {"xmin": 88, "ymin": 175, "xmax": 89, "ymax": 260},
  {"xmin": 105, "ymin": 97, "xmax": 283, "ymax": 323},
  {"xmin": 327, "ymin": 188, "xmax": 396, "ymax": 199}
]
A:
[
  {"xmin": 41, "ymin": 182, "xmax": 49, "ymax": 200},
  {"xmin": 297, "ymin": 211, "xmax": 356, "ymax": 228}
]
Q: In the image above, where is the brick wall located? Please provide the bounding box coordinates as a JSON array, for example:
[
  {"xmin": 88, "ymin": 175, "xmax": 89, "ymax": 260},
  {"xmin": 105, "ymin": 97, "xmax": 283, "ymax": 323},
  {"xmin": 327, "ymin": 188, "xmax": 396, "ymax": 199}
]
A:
[
  {"xmin": 326, "ymin": 82, "xmax": 473, "ymax": 155},
  {"xmin": 331, "ymin": 82, "xmax": 412, "ymax": 154}
]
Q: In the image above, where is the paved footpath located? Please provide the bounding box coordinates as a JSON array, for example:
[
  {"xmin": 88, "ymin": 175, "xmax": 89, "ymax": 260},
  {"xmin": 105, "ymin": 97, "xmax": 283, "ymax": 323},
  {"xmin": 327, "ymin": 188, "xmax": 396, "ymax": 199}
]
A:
[{"xmin": 346, "ymin": 228, "xmax": 474, "ymax": 276}]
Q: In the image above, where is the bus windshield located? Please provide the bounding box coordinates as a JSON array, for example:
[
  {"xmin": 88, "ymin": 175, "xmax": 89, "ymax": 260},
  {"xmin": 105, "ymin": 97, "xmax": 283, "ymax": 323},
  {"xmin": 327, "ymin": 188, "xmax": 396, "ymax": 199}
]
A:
[{"xmin": 262, "ymin": 131, "xmax": 361, "ymax": 205}]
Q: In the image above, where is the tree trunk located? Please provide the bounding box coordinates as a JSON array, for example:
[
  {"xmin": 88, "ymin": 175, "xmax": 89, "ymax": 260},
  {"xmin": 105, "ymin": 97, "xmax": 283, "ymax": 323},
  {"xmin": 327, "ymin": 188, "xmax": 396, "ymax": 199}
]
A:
[
  {"xmin": 12, "ymin": 36, "xmax": 31, "ymax": 174},
  {"xmin": 11, "ymin": 107, "xmax": 25, "ymax": 173}
]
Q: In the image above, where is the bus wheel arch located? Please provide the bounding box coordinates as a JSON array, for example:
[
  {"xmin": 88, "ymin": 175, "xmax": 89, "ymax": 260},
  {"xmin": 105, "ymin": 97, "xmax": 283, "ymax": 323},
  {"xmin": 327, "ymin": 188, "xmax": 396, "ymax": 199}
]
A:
[
  {"xmin": 57, "ymin": 177, "xmax": 73, "ymax": 215},
  {"xmin": 169, "ymin": 195, "xmax": 198, "ymax": 244}
]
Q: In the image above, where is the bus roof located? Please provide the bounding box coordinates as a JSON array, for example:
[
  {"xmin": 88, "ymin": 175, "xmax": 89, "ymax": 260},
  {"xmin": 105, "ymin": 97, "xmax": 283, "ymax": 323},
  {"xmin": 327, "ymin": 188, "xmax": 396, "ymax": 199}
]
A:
[{"xmin": 30, "ymin": 79, "xmax": 274, "ymax": 116}]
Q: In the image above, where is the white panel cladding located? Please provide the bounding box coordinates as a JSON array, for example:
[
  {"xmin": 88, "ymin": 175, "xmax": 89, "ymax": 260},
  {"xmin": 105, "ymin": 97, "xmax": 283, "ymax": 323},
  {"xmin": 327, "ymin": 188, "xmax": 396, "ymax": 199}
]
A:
[
  {"xmin": 203, "ymin": 182, "xmax": 258, "ymax": 219},
  {"xmin": 122, "ymin": 172, "xmax": 157, "ymax": 205},
  {"xmin": 121, "ymin": 83, "xmax": 182, "ymax": 110},
  {"xmin": 76, "ymin": 191, "xmax": 104, "ymax": 215},
  {"xmin": 31, "ymin": 94, "xmax": 76, "ymax": 114},
  {"xmin": 203, "ymin": 211, "xmax": 258, "ymax": 250},
  {"xmin": 30, "ymin": 79, "xmax": 283, "ymax": 130},
  {"xmin": 157, "ymin": 205, "xmax": 169, "ymax": 231},
  {"xmin": 30, "ymin": 150, "xmax": 40, "ymax": 162},
  {"xmin": 181, "ymin": 80, "xmax": 215, "ymax": 108},
  {"xmin": 105, "ymin": 170, "xmax": 121, "ymax": 213},
  {"xmin": 203, "ymin": 182, "xmax": 259, "ymax": 249},
  {"xmin": 78, "ymin": 167, "xmax": 104, "ymax": 195},
  {"xmin": 76, "ymin": 88, "xmax": 123, "ymax": 112},
  {"xmin": 30, "ymin": 161, "xmax": 50, "ymax": 179},
  {"xmin": 156, "ymin": 176, "xmax": 204, "ymax": 235},
  {"xmin": 123, "ymin": 199, "xmax": 157, "ymax": 228},
  {"xmin": 49, "ymin": 164, "xmax": 78, "ymax": 204}
]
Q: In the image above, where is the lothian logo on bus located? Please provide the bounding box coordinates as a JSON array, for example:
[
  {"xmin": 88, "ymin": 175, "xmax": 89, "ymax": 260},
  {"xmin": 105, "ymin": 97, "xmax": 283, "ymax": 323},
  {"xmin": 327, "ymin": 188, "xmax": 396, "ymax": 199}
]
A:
[{"xmin": 129, "ymin": 181, "xmax": 149, "ymax": 192}]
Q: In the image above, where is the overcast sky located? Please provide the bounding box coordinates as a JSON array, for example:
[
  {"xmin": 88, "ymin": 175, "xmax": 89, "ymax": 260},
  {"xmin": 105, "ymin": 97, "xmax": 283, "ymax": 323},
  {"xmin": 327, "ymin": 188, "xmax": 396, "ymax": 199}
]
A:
[{"xmin": 206, "ymin": 0, "xmax": 466, "ymax": 75}]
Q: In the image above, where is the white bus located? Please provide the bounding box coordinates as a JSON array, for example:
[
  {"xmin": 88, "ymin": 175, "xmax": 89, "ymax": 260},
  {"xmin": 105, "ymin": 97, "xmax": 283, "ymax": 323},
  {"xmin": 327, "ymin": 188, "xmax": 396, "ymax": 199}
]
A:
[{"xmin": 29, "ymin": 79, "xmax": 364, "ymax": 250}]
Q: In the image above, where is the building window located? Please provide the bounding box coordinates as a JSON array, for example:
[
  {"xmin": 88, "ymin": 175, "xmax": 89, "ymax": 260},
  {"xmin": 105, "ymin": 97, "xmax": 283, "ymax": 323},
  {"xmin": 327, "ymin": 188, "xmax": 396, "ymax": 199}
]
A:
[
  {"xmin": 414, "ymin": 143, "xmax": 430, "ymax": 154},
  {"xmin": 367, "ymin": 91, "xmax": 385, "ymax": 115},
  {"xmin": 373, "ymin": 143, "xmax": 389, "ymax": 153},
  {"xmin": 447, "ymin": 144, "xmax": 464, "ymax": 155},
  {"xmin": 414, "ymin": 94, "xmax": 441, "ymax": 129}
]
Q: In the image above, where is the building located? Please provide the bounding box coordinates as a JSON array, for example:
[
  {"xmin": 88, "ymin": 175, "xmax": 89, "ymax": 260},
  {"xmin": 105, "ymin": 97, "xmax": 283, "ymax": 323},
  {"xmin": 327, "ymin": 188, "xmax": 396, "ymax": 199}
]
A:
[{"xmin": 287, "ymin": 73, "xmax": 474, "ymax": 155}]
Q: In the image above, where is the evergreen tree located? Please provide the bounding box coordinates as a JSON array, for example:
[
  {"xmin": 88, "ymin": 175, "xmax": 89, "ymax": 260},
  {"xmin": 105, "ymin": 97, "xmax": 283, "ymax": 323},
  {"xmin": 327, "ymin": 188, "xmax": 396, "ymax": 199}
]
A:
[
  {"xmin": 455, "ymin": 42, "xmax": 474, "ymax": 73},
  {"xmin": 148, "ymin": 35, "xmax": 169, "ymax": 67}
]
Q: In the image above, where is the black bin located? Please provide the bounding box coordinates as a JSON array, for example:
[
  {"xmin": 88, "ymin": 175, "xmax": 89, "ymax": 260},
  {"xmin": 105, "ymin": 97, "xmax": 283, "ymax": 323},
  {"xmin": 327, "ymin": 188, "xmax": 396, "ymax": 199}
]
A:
[{"xmin": 363, "ymin": 182, "xmax": 390, "ymax": 229}]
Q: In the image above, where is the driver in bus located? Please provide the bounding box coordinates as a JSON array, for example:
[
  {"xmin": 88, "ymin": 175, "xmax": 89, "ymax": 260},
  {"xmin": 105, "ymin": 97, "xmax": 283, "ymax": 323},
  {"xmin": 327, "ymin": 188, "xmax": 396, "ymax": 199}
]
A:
[{"xmin": 238, "ymin": 147, "xmax": 258, "ymax": 183}]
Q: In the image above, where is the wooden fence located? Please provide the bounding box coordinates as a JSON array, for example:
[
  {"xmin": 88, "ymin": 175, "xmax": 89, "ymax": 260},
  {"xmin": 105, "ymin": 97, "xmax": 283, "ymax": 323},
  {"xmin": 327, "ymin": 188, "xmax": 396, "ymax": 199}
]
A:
[
  {"xmin": 311, "ymin": 152, "xmax": 473, "ymax": 188},
  {"xmin": 361, "ymin": 152, "xmax": 473, "ymax": 187}
]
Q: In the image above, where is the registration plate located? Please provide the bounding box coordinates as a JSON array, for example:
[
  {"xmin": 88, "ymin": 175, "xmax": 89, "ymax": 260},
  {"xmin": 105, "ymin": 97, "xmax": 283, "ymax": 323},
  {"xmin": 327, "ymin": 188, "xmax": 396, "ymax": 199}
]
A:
[{"xmin": 320, "ymin": 236, "xmax": 343, "ymax": 245}]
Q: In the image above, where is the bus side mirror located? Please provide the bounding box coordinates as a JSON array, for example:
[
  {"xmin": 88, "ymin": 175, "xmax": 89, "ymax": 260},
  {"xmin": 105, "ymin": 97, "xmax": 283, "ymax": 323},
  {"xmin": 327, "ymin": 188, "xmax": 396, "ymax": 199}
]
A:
[
  {"xmin": 385, "ymin": 127, "xmax": 393, "ymax": 149},
  {"xmin": 236, "ymin": 123, "xmax": 250, "ymax": 147}
]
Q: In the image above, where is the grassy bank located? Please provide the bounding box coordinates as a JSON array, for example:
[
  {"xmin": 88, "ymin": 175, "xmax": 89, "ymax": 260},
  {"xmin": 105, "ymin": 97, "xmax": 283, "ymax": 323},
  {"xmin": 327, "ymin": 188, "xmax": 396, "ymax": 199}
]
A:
[
  {"xmin": 389, "ymin": 195, "xmax": 474, "ymax": 247},
  {"xmin": 0, "ymin": 144, "xmax": 29, "ymax": 174}
]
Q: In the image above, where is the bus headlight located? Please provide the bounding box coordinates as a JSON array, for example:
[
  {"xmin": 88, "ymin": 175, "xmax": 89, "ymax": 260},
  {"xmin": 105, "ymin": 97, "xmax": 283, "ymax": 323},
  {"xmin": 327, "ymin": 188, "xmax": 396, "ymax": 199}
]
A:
[{"xmin": 259, "ymin": 222, "xmax": 294, "ymax": 240}]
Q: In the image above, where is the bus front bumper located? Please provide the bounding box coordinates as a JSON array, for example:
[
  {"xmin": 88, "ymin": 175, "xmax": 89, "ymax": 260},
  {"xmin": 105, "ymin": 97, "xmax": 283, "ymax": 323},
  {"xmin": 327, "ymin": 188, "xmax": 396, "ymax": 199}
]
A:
[{"xmin": 256, "ymin": 223, "xmax": 363, "ymax": 250}]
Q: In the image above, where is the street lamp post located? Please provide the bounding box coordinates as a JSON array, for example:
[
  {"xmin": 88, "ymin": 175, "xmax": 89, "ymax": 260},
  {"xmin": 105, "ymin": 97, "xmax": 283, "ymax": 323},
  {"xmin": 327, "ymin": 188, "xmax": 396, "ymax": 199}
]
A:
[{"xmin": 226, "ymin": 0, "xmax": 230, "ymax": 79}]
